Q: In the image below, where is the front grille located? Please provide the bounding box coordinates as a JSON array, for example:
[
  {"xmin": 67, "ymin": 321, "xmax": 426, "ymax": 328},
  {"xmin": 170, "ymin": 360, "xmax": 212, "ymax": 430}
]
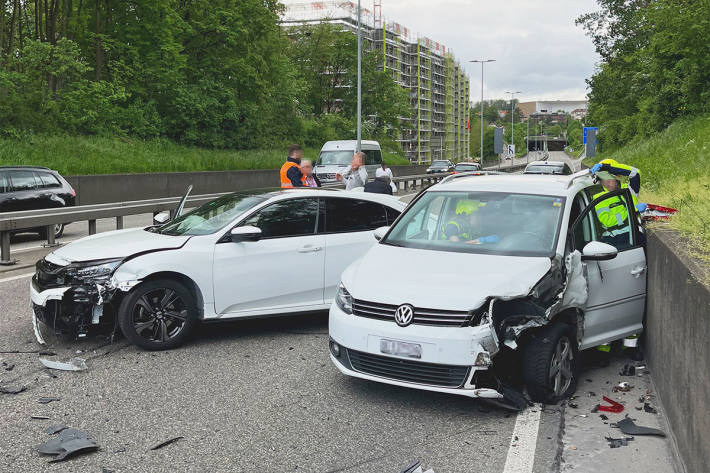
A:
[
  {"xmin": 317, "ymin": 172, "xmax": 337, "ymax": 180},
  {"xmin": 347, "ymin": 349, "xmax": 470, "ymax": 388},
  {"xmin": 352, "ymin": 299, "xmax": 471, "ymax": 327}
]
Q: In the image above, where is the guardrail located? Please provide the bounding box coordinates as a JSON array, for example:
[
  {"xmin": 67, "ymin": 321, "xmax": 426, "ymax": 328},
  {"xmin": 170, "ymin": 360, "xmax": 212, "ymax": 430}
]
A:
[{"xmin": 0, "ymin": 173, "xmax": 448, "ymax": 265}]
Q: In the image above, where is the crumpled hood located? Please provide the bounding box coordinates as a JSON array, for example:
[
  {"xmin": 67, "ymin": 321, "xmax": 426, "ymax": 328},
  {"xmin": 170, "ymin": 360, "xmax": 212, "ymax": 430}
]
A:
[
  {"xmin": 47, "ymin": 228, "xmax": 190, "ymax": 264},
  {"xmin": 342, "ymin": 244, "xmax": 552, "ymax": 311}
]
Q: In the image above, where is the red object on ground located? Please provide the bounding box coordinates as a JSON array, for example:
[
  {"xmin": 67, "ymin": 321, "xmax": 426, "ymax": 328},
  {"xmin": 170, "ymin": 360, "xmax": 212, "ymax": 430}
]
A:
[
  {"xmin": 597, "ymin": 396, "xmax": 625, "ymax": 413},
  {"xmin": 642, "ymin": 203, "xmax": 679, "ymax": 221}
]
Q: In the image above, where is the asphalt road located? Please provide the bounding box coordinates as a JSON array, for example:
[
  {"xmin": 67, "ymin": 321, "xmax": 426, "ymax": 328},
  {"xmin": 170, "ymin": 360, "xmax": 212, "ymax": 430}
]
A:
[{"xmin": 0, "ymin": 160, "xmax": 683, "ymax": 472}]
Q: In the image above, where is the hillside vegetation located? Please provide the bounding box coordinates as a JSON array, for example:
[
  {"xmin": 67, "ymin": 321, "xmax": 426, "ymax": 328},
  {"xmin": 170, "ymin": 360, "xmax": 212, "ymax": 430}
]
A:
[
  {"xmin": 0, "ymin": 135, "xmax": 409, "ymax": 175},
  {"xmin": 584, "ymin": 115, "xmax": 710, "ymax": 259}
]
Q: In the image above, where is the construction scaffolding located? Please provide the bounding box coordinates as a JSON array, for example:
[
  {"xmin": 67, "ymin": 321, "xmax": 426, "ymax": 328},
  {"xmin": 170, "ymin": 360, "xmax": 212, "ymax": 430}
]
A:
[{"xmin": 281, "ymin": 1, "xmax": 470, "ymax": 163}]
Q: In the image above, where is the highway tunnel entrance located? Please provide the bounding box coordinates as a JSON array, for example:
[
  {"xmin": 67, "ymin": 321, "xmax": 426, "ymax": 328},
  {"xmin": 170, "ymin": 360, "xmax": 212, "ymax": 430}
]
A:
[{"xmin": 526, "ymin": 136, "xmax": 567, "ymax": 152}]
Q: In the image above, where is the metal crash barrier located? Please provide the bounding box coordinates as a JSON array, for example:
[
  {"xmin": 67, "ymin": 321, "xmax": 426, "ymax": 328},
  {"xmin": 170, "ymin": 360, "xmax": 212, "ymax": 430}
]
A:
[{"xmin": 0, "ymin": 173, "xmax": 451, "ymax": 266}]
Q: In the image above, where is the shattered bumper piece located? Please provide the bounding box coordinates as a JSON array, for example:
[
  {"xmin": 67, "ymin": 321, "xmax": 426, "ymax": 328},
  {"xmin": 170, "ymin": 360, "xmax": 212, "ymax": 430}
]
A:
[
  {"xmin": 39, "ymin": 357, "xmax": 87, "ymax": 371},
  {"xmin": 37, "ymin": 427, "xmax": 99, "ymax": 462}
]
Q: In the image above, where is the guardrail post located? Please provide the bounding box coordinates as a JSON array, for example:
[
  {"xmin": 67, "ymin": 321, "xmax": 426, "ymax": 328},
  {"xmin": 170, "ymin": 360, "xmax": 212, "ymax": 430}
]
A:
[
  {"xmin": 0, "ymin": 231, "xmax": 16, "ymax": 266},
  {"xmin": 116, "ymin": 216, "xmax": 123, "ymax": 230},
  {"xmin": 43, "ymin": 225, "xmax": 59, "ymax": 248},
  {"xmin": 88, "ymin": 219, "xmax": 97, "ymax": 235}
]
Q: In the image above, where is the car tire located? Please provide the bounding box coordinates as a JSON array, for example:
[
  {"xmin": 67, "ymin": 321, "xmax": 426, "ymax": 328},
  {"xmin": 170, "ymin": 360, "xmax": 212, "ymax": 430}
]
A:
[
  {"xmin": 118, "ymin": 279, "xmax": 198, "ymax": 351},
  {"xmin": 38, "ymin": 223, "xmax": 65, "ymax": 240},
  {"xmin": 522, "ymin": 322, "xmax": 579, "ymax": 403}
]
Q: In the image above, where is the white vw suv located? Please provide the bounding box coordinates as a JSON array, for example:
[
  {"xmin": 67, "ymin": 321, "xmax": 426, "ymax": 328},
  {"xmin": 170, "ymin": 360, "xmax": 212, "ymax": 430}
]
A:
[
  {"xmin": 329, "ymin": 171, "xmax": 647, "ymax": 403},
  {"xmin": 31, "ymin": 189, "xmax": 404, "ymax": 350}
]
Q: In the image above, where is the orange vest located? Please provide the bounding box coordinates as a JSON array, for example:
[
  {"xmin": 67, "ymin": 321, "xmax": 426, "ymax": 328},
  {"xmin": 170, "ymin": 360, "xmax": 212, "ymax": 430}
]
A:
[{"xmin": 280, "ymin": 161, "xmax": 306, "ymax": 188}]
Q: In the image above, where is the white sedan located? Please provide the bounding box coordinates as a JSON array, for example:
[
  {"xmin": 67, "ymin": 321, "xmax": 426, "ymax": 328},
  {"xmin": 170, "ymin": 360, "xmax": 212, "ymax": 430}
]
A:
[{"xmin": 30, "ymin": 189, "xmax": 405, "ymax": 350}]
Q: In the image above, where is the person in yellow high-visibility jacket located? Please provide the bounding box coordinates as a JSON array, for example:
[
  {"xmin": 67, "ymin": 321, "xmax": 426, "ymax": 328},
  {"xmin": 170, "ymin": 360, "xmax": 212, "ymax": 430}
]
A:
[{"xmin": 590, "ymin": 159, "xmax": 647, "ymax": 247}]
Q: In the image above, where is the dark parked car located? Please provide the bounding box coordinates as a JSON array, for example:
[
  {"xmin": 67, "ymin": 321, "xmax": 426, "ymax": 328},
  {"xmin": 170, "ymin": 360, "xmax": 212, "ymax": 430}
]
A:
[
  {"xmin": 0, "ymin": 166, "xmax": 76, "ymax": 238},
  {"xmin": 426, "ymin": 160, "xmax": 454, "ymax": 174}
]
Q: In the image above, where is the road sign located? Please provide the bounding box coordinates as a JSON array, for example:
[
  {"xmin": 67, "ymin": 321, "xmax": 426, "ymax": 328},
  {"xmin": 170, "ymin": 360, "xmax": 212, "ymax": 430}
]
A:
[
  {"xmin": 494, "ymin": 127, "xmax": 504, "ymax": 154},
  {"xmin": 506, "ymin": 144, "xmax": 516, "ymax": 158},
  {"xmin": 583, "ymin": 127, "xmax": 598, "ymax": 144},
  {"xmin": 585, "ymin": 129, "xmax": 597, "ymax": 157}
]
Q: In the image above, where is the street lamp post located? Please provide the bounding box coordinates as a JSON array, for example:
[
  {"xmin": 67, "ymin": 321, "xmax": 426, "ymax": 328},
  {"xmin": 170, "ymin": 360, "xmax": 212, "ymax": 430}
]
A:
[
  {"xmin": 505, "ymin": 90, "xmax": 522, "ymax": 159},
  {"xmin": 469, "ymin": 59, "xmax": 495, "ymax": 162},
  {"xmin": 356, "ymin": 0, "xmax": 362, "ymax": 152}
]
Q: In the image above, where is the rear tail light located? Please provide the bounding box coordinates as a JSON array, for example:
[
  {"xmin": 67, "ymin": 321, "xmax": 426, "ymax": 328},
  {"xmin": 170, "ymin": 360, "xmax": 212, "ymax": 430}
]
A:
[{"xmin": 71, "ymin": 189, "xmax": 76, "ymax": 197}]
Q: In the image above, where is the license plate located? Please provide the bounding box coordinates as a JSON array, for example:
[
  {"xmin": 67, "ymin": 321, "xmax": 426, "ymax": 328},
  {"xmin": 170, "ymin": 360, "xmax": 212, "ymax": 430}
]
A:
[{"xmin": 380, "ymin": 339, "xmax": 422, "ymax": 359}]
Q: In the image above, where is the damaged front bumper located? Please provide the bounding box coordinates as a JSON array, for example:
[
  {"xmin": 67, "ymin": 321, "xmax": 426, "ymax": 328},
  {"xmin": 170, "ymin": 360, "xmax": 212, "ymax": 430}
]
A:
[{"xmin": 29, "ymin": 257, "xmax": 137, "ymax": 343}]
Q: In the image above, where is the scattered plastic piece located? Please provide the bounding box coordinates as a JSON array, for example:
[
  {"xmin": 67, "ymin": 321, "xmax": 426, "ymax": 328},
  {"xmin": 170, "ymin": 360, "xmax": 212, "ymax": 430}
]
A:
[
  {"xmin": 0, "ymin": 385, "xmax": 26, "ymax": 394},
  {"xmin": 568, "ymin": 402, "xmax": 579, "ymax": 409},
  {"xmin": 31, "ymin": 415, "xmax": 51, "ymax": 420},
  {"xmin": 588, "ymin": 391, "xmax": 596, "ymax": 397},
  {"xmin": 606, "ymin": 435, "xmax": 634, "ymax": 448},
  {"xmin": 599, "ymin": 414, "xmax": 609, "ymax": 421},
  {"xmin": 642, "ymin": 204, "xmax": 678, "ymax": 221},
  {"xmin": 37, "ymin": 427, "xmax": 99, "ymax": 462},
  {"xmin": 613, "ymin": 382, "xmax": 633, "ymax": 392},
  {"xmin": 2, "ymin": 361, "xmax": 15, "ymax": 371},
  {"xmin": 596, "ymin": 396, "xmax": 624, "ymax": 413},
  {"xmin": 644, "ymin": 403, "xmax": 658, "ymax": 414},
  {"xmin": 39, "ymin": 357, "xmax": 87, "ymax": 371},
  {"xmin": 45, "ymin": 424, "xmax": 68, "ymax": 435},
  {"xmin": 619, "ymin": 364, "xmax": 635, "ymax": 376},
  {"xmin": 150, "ymin": 436, "xmax": 183, "ymax": 450},
  {"xmin": 38, "ymin": 397, "xmax": 61, "ymax": 404},
  {"xmin": 399, "ymin": 460, "xmax": 435, "ymax": 473},
  {"xmin": 614, "ymin": 417, "xmax": 666, "ymax": 437}
]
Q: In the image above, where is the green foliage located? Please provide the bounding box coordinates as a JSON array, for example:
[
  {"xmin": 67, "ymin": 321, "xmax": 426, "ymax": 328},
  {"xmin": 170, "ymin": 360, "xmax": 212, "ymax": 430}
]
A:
[
  {"xmin": 0, "ymin": 2, "xmax": 409, "ymax": 155},
  {"xmin": 578, "ymin": 0, "xmax": 710, "ymax": 151},
  {"xmin": 0, "ymin": 134, "xmax": 409, "ymax": 175},
  {"xmin": 584, "ymin": 115, "xmax": 710, "ymax": 254}
]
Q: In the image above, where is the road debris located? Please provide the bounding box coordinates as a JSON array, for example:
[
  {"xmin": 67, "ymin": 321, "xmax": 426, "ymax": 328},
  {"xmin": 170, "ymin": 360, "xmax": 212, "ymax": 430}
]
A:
[
  {"xmin": 605, "ymin": 434, "xmax": 634, "ymax": 448},
  {"xmin": 39, "ymin": 357, "xmax": 87, "ymax": 371},
  {"xmin": 613, "ymin": 382, "xmax": 633, "ymax": 392},
  {"xmin": 619, "ymin": 364, "xmax": 636, "ymax": 376},
  {"xmin": 613, "ymin": 417, "xmax": 666, "ymax": 437},
  {"xmin": 595, "ymin": 396, "xmax": 624, "ymax": 413},
  {"xmin": 38, "ymin": 397, "xmax": 61, "ymax": 404},
  {"xmin": 400, "ymin": 460, "xmax": 435, "ymax": 473},
  {"xmin": 45, "ymin": 424, "xmax": 69, "ymax": 435},
  {"xmin": 599, "ymin": 414, "xmax": 609, "ymax": 421},
  {"xmin": 31, "ymin": 415, "xmax": 51, "ymax": 420},
  {"xmin": 643, "ymin": 402, "xmax": 658, "ymax": 414},
  {"xmin": 37, "ymin": 426, "xmax": 99, "ymax": 462},
  {"xmin": 0, "ymin": 385, "xmax": 26, "ymax": 394},
  {"xmin": 2, "ymin": 361, "xmax": 15, "ymax": 371},
  {"xmin": 150, "ymin": 436, "xmax": 183, "ymax": 450}
]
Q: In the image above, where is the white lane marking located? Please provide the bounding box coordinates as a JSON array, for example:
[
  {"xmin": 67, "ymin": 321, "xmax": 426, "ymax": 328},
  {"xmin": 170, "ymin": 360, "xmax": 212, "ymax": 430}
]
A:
[
  {"xmin": 0, "ymin": 272, "xmax": 34, "ymax": 284},
  {"xmin": 502, "ymin": 406, "xmax": 542, "ymax": 473}
]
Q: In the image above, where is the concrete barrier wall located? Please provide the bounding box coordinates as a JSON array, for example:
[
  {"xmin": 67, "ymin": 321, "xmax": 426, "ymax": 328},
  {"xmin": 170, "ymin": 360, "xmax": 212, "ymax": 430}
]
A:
[
  {"xmin": 66, "ymin": 165, "xmax": 428, "ymax": 205},
  {"xmin": 645, "ymin": 228, "xmax": 710, "ymax": 473}
]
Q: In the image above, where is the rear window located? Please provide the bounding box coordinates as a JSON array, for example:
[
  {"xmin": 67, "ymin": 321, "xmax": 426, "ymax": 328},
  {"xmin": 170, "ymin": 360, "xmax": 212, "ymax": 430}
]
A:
[
  {"xmin": 36, "ymin": 171, "xmax": 62, "ymax": 188},
  {"xmin": 8, "ymin": 171, "xmax": 38, "ymax": 191},
  {"xmin": 525, "ymin": 165, "xmax": 564, "ymax": 174},
  {"xmin": 363, "ymin": 149, "xmax": 382, "ymax": 166},
  {"xmin": 0, "ymin": 172, "xmax": 8, "ymax": 193},
  {"xmin": 455, "ymin": 163, "xmax": 480, "ymax": 172},
  {"xmin": 325, "ymin": 198, "xmax": 388, "ymax": 233}
]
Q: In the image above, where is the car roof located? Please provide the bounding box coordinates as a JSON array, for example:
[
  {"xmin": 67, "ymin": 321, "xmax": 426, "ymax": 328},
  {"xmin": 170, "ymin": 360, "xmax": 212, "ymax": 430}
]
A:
[
  {"xmin": 264, "ymin": 188, "xmax": 406, "ymax": 208},
  {"xmin": 320, "ymin": 140, "xmax": 380, "ymax": 151},
  {"xmin": 432, "ymin": 172, "xmax": 594, "ymax": 197},
  {"xmin": 0, "ymin": 165, "xmax": 53, "ymax": 171},
  {"xmin": 526, "ymin": 161, "xmax": 565, "ymax": 167}
]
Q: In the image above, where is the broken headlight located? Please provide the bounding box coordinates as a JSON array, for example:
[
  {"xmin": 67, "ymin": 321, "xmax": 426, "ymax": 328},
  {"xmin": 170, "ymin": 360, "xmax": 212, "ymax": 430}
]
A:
[{"xmin": 71, "ymin": 259, "xmax": 123, "ymax": 282}]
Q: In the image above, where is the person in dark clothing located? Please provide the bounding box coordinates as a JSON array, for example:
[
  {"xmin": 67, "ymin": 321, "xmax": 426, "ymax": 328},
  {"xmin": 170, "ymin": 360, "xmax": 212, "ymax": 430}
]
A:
[
  {"xmin": 364, "ymin": 176, "xmax": 393, "ymax": 195},
  {"xmin": 280, "ymin": 144, "xmax": 305, "ymax": 188}
]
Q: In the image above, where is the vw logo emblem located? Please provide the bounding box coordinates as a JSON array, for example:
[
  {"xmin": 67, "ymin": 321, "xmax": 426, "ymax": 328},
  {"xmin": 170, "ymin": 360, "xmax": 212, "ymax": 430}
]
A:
[{"xmin": 394, "ymin": 304, "xmax": 414, "ymax": 327}]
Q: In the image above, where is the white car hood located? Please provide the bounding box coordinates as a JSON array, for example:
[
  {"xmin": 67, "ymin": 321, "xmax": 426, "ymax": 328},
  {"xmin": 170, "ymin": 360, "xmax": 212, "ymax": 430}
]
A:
[
  {"xmin": 47, "ymin": 228, "xmax": 190, "ymax": 264},
  {"xmin": 342, "ymin": 244, "xmax": 552, "ymax": 311}
]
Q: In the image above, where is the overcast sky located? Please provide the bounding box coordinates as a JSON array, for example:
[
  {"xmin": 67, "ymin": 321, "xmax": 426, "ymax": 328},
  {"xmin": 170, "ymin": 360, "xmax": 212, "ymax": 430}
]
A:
[{"xmin": 379, "ymin": 0, "xmax": 600, "ymax": 103}]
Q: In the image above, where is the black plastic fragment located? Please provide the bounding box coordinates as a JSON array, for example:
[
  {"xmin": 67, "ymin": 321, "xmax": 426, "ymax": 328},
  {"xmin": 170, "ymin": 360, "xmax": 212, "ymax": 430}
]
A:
[
  {"xmin": 615, "ymin": 417, "xmax": 666, "ymax": 437},
  {"xmin": 150, "ymin": 436, "xmax": 183, "ymax": 450},
  {"xmin": 38, "ymin": 397, "xmax": 61, "ymax": 404},
  {"xmin": 606, "ymin": 435, "xmax": 634, "ymax": 448},
  {"xmin": 45, "ymin": 424, "xmax": 68, "ymax": 435},
  {"xmin": 599, "ymin": 414, "xmax": 609, "ymax": 421},
  {"xmin": 619, "ymin": 364, "xmax": 635, "ymax": 376},
  {"xmin": 31, "ymin": 415, "xmax": 51, "ymax": 420},
  {"xmin": 643, "ymin": 402, "xmax": 658, "ymax": 414},
  {"xmin": 37, "ymin": 427, "xmax": 99, "ymax": 462}
]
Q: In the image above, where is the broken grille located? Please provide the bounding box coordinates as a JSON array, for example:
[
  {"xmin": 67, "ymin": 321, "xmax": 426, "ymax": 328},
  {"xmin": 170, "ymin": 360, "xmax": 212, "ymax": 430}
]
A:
[
  {"xmin": 347, "ymin": 348, "xmax": 469, "ymax": 388},
  {"xmin": 352, "ymin": 299, "xmax": 471, "ymax": 327}
]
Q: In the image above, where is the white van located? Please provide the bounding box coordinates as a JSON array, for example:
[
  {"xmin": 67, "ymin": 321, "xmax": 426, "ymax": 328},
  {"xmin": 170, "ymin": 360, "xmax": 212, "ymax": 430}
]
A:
[{"xmin": 314, "ymin": 140, "xmax": 383, "ymax": 184}]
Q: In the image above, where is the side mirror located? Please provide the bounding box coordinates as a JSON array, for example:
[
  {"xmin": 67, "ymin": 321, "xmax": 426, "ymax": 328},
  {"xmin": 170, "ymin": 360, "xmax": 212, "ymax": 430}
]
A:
[
  {"xmin": 230, "ymin": 226, "xmax": 262, "ymax": 243},
  {"xmin": 373, "ymin": 226, "xmax": 390, "ymax": 241},
  {"xmin": 581, "ymin": 241, "xmax": 618, "ymax": 261},
  {"xmin": 154, "ymin": 211, "xmax": 170, "ymax": 225}
]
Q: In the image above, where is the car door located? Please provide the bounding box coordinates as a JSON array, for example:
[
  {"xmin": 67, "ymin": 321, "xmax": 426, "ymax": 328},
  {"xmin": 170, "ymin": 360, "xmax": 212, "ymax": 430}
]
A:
[
  {"xmin": 34, "ymin": 171, "xmax": 67, "ymax": 209},
  {"xmin": 570, "ymin": 188, "xmax": 646, "ymax": 349},
  {"xmin": 212, "ymin": 197, "xmax": 325, "ymax": 315},
  {"xmin": 322, "ymin": 197, "xmax": 391, "ymax": 302},
  {"xmin": 0, "ymin": 171, "xmax": 11, "ymax": 212},
  {"xmin": 7, "ymin": 170, "xmax": 41, "ymax": 211}
]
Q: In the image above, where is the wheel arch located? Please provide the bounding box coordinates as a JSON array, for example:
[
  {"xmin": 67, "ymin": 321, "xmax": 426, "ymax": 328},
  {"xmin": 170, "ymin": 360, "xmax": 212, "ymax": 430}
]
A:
[{"xmin": 137, "ymin": 271, "xmax": 205, "ymax": 319}]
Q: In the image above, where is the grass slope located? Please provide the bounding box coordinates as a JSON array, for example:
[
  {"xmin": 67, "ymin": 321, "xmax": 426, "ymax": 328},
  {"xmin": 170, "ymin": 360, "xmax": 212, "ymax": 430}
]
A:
[
  {"xmin": 0, "ymin": 135, "xmax": 410, "ymax": 175},
  {"xmin": 584, "ymin": 115, "xmax": 710, "ymax": 262}
]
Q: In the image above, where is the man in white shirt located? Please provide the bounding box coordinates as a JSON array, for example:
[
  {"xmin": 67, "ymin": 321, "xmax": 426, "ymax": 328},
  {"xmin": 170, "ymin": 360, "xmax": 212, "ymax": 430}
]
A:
[
  {"xmin": 376, "ymin": 163, "xmax": 397, "ymax": 193},
  {"xmin": 336, "ymin": 152, "xmax": 368, "ymax": 190}
]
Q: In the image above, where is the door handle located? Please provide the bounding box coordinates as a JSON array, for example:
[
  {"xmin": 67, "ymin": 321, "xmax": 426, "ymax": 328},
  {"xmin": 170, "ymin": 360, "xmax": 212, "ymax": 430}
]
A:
[
  {"xmin": 298, "ymin": 246, "xmax": 322, "ymax": 253},
  {"xmin": 630, "ymin": 266, "xmax": 646, "ymax": 277}
]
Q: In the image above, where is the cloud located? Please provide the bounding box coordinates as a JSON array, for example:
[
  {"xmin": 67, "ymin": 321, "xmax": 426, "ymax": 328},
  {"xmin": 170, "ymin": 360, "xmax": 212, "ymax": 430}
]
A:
[{"xmin": 378, "ymin": 0, "xmax": 600, "ymax": 102}]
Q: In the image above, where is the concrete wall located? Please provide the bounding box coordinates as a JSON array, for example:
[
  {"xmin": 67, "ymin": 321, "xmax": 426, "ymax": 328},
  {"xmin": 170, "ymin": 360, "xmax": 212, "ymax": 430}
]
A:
[
  {"xmin": 645, "ymin": 228, "xmax": 710, "ymax": 473},
  {"xmin": 66, "ymin": 165, "xmax": 428, "ymax": 205}
]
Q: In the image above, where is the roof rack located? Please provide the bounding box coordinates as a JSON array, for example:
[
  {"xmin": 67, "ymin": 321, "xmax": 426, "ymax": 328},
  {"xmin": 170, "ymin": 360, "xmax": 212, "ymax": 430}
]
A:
[
  {"xmin": 440, "ymin": 170, "xmax": 502, "ymax": 184},
  {"xmin": 566, "ymin": 168, "xmax": 592, "ymax": 188},
  {"xmin": 0, "ymin": 165, "xmax": 51, "ymax": 170}
]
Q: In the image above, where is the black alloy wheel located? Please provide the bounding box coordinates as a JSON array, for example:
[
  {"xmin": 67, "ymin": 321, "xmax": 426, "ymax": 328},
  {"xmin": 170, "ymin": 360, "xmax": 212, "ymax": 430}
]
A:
[{"xmin": 118, "ymin": 279, "xmax": 197, "ymax": 350}]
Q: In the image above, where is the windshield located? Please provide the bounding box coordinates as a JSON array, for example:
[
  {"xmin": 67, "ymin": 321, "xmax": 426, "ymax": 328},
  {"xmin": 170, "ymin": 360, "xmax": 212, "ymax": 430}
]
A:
[
  {"xmin": 525, "ymin": 165, "xmax": 564, "ymax": 174},
  {"xmin": 383, "ymin": 191, "xmax": 564, "ymax": 256},
  {"xmin": 156, "ymin": 193, "xmax": 268, "ymax": 236},
  {"xmin": 317, "ymin": 151, "xmax": 352, "ymax": 166},
  {"xmin": 430, "ymin": 161, "xmax": 449, "ymax": 168},
  {"xmin": 455, "ymin": 164, "xmax": 478, "ymax": 171}
]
